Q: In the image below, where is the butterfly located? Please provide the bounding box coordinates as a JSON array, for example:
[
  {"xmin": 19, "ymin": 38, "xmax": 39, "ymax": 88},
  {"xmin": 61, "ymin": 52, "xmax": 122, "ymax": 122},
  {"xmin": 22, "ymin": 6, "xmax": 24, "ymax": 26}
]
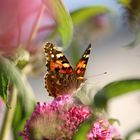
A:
[{"xmin": 44, "ymin": 42, "xmax": 91, "ymax": 97}]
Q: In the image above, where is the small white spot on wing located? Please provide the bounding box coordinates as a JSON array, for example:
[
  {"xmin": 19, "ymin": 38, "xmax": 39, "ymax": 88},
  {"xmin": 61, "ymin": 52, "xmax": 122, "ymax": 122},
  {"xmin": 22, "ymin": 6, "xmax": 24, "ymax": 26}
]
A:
[
  {"xmin": 49, "ymin": 50, "xmax": 52, "ymax": 54},
  {"xmin": 85, "ymin": 54, "xmax": 89, "ymax": 58},
  {"xmin": 56, "ymin": 53, "xmax": 64, "ymax": 58},
  {"xmin": 56, "ymin": 46, "xmax": 62, "ymax": 51},
  {"xmin": 63, "ymin": 63, "xmax": 70, "ymax": 68},
  {"xmin": 51, "ymin": 54, "xmax": 54, "ymax": 58}
]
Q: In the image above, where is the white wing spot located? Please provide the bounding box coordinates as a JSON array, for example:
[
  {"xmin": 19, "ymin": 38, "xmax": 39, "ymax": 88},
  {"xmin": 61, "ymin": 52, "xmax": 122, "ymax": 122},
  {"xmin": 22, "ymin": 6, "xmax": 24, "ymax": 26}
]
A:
[
  {"xmin": 51, "ymin": 54, "xmax": 54, "ymax": 58},
  {"xmin": 56, "ymin": 53, "xmax": 63, "ymax": 58},
  {"xmin": 83, "ymin": 54, "xmax": 86, "ymax": 57},
  {"xmin": 85, "ymin": 54, "xmax": 89, "ymax": 58},
  {"xmin": 63, "ymin": 63, "xmax": 70, "ymax": 68}
]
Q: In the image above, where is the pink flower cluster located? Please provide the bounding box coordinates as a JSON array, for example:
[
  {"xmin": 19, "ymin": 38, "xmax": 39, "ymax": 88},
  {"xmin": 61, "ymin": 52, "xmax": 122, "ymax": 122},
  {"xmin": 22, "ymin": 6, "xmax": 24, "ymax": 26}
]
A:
[
  {"xmin": 87, "ymin": 119, "xmax": 121, "ymax": 140},
  {"xmin": 20, "ymin": 95, "xmax": 91, "ymax": 140},
  {"xmin": 20, "ymin": 95, "xmax": 121, "ymax": 140},
  {"xmin": 62, "ymin": 105, "xmax": 91, "ymax": 138}
]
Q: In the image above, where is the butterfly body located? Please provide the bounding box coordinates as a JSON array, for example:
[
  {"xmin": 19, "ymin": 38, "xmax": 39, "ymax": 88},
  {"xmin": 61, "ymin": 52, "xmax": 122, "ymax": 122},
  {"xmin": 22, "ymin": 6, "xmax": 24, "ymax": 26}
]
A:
[{"xmin": 44, "ymin": 42, "xmax": 91, "ymax": 97}]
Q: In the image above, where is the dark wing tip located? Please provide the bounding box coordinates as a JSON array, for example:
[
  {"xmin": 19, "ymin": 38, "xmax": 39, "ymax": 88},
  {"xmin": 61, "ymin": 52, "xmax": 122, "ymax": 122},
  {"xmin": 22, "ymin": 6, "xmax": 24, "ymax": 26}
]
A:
[
  {"xmin": 87, "ymin": 43, "xmax": 92, "ymax": 49},
  {"xmin": 88, "ymin": 43, "xmax": 92, "ymax": 47},
  {"xmin": 84, "ymin": 43, "xmax": 92, "ymax": 54}
]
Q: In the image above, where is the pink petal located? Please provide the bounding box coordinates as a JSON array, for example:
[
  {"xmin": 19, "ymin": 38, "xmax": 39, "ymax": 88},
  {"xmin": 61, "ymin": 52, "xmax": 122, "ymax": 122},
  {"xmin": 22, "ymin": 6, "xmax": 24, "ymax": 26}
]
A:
[{"xmin": 0, "ymin": 0, "xmax": 55, "ymax": 56}]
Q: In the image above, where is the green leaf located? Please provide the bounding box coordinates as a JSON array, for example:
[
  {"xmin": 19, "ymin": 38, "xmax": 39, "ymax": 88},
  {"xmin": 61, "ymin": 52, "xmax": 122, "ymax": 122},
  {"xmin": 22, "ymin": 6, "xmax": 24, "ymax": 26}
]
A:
[
  {"xmin": 12, "ymin": 94, "xmax": 35, "ymax": 140},
  {"xmin": 0, "ymin": 56, "xmax": 35, "ymax": 109},
  {"xmin": 94, "ymin": 79, "xmax": 140, "ymax": 109},
  {"xmin": 125, "ymin": 126, "xmax": 140, "ymax": 140},
  {"xmin": 117, "ymin": 0, "xmax": 131, "ymax": 7},
  {"xmin": 0, "ymin": 56, "xmax": 35, "ymax": 139},
  {"xmin": 69, "ymin": 44, "xmax": 80, "ymax": 65},
  {"xmin": 109, "ymin": 118, "xmax": 120, "ymax": 125},
  {"xmin": 43, "ymin": 0, "xmax": 73, "ymax": 48},
  {"xmin": 0, "ymin": 72, "xmax": 8, "ymax": 103},
  {"xmin": 71, "ymin": 6, "xmax": 110, "ymax": 25},
  {"xmin": 73, "ymin": 117, "xmax": 95, "ymax": 140}
]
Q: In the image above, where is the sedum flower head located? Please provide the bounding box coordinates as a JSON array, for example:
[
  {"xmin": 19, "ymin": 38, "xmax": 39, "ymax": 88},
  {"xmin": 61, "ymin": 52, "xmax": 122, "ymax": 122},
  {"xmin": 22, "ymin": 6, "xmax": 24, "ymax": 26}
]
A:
[
  {"xmin": 87, "ymin": 119, "xmax": 121, "ymax": 140},
  {"xmin": 20, "ymin": 95, "xmax": 91, "ymax": 140}
]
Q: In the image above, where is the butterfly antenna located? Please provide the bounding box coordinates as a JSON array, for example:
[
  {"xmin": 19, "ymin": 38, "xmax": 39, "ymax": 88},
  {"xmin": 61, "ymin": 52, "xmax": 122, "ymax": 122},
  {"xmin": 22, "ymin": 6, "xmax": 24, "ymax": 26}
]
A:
[{"xmin": 85, "ymin": 72, "xmax": 107, "ymax": 79}]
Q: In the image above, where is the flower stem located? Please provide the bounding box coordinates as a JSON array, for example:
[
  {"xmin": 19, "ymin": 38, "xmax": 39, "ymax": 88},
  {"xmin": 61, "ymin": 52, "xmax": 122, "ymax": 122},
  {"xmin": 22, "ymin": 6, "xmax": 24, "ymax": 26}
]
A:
[{"xmin": 0, "ymin": 87, "xmax": 17, "ymax": 140}]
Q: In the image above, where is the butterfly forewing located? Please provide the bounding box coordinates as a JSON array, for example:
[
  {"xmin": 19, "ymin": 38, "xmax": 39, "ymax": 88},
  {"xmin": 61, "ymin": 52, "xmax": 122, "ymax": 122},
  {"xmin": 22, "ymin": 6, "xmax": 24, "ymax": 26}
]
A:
[
  {"xmin": 44, "ymin": 43, "xmax": 73, "ymax": 72},
  {"xmin": 74, "ymin": 44, "xmax": 91, "ymax": 79},
  {"xmin": 44, "ymin": 42, "xmax": 77, "ymax": 97}
]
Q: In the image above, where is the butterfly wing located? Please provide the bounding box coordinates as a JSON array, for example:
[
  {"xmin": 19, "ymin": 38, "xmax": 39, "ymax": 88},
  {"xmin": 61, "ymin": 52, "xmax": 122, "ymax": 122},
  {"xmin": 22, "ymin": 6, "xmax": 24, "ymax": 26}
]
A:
[
  {"xmin": 74, "ymin": 44, "xmax": 91, "ymax": 86},
  {"xmin": 44, "ymin": 42, "xmax": 77, "ymax": 97}
]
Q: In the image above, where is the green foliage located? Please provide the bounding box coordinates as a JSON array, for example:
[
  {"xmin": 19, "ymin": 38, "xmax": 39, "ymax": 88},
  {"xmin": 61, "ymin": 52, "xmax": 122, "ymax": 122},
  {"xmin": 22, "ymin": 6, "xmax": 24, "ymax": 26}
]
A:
[
  {"xmin": 0, "ymin": 71, "xmax": 8, "ymax": 103},
  {"xmin": 125, "ymin": 126, "xmax": 140, "ymax": 140},
  {"xmin": 73, "ymin": 117, "xmax": 95, "ymax": 140},
  {"xmin": 0, "ymin": 56, "xmax": 35, "ymax": 139},
  {"xmin": 109, "ymin": 118, "xmax": 120, "ymax": 125},
  {"xmin": 0, "ymin": 56, "xmax": 34, "ymax": 104},
  {"xmin": 71, "ymin": 6, "xmax": 110, "ymax": 25},
  {"xmin": 94, "ymin": 79, "xmax": 140, "ymax": 109},
  {"xmin": 117, "ymin": 0, "xmax": 130, "ymax": 7},
  {"xmin": 12, "ymin": 95, "xmax": 35, "ymax": 140},
  {"xmin": 69, "ymin": 44, "xmax": 80, "ymax": 65},
  {"xmin": 56, "ymin": 0, "xmax": 73, "ymax": 48},
  {"xmin": 46, "ymin": 0, "xmax": 73, "ymax": 48}
]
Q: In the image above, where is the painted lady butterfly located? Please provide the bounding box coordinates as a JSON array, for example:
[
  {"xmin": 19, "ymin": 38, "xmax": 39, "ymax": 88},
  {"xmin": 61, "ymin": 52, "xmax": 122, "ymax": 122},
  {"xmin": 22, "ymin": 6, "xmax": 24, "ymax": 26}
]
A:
[{"xmin": 44, "ymin": 42, "xmax": 91, "ymax": 97}]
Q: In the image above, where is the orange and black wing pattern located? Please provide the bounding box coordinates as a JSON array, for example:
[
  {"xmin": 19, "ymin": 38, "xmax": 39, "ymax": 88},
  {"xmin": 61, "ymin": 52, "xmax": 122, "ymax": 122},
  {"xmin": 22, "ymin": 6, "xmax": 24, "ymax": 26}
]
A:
[
  {"xmin": 44, "ymin": 42, "xmax": 76, "ymax": 97},
  {"xmin": 74, "ymin": 44, "xmax": 91, "ymax": 81},
  {"xmin": 44, "ymin": 42, "xmax": 91, "ymax": 97}
]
